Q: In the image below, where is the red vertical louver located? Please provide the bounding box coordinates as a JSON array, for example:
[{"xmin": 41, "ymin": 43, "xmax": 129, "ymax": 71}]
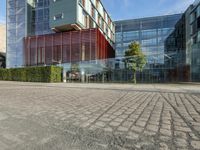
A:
[{"xmin": 24, "ymin": 28, "xmax": 115, "ymax": 66}]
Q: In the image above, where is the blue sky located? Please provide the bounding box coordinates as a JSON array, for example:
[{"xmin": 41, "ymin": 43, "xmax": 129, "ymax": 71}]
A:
[
  {"xmin": 0, "ymin": 0, "xmax": 6, "ymax": 23},
  {"xmin": 0, "ymin": 0, "xmax": 195, "ymax": 23},
  {"xmin": 102, "ymin": 0, "xmax": 195, "ymax": 20}
]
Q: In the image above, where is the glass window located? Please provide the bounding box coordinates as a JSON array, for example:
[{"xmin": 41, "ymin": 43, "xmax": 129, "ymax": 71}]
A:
[
  {"xmin": 123, "ymin": 31, "xmax": 139, "ymax": 41},
  {"xmin": 79, "ymin": 0, "xmax": 85, "ymax": 7},
  {"xmin": 54, "ymin": 13, "xmax": 64, "ymax": 21},
  {"xmin": 198, "ymin": 31, "xmax": 200, "ymax": 42},
  {"xmin": 91, "ymin": 6, "xmax": 96, "ymax": 19},
  {"xmin": 36, "ymin": 0, "xmax": 43, "ymax": 7},
  {"xmin": 197, "ymin": 16, "xmax": 200, "ymax": 29},
  {"xmin": 142, "ymin": 38, "xmax": 157, "ymax": 46},
  {"xmin": 141, "ymin": 29, "xmax": 157, "ymax": 38},
  {"xmin": 190, "ymin": 12, "xmax": 196, "ymax": 24},
  {"xmin": 197, "ymin": 6, "xmax": 200, "ymax": 17}
]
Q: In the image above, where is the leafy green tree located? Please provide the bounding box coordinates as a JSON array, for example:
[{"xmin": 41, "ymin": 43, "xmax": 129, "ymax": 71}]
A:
[{"xmin": 125, "ymin": 41, "xmax": 147, "ymax": 84}]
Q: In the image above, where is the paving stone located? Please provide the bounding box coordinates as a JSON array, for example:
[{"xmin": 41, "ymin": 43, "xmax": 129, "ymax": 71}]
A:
[
  {"xmin": 117, "ymin": 126, "xmax": 128, "ymax": 132},
  {"xmin": 174, "ymin": 126, "xmax": 192, "ymax": 132},
  {"xmin": 194, "ymin": 125, "xmax": 200, "ymax": 132},
  {"xmin": 174, "ymin": 131, "xmax": 187, "ymax": 139},
  {"xmin": 109, "ymin": 121, "xmax": 121, "ymax": 127},
  {"xmin": 160, "ymin": 128, "xmax": 172, "ymax": 137},
  {"xmin": 146, "ymin": 124, "xmax": 159, "ymax": 132},
  {"xmin": 122, "ymin": 121, "xmax": 133, "ymax": 128},
  {"xmin": 174, "ymin": 138, "xmax": 188, "ymax": 148},
  {"xmin": 189, "ymin": 132, "xmax": 199, "ymax": 140},
  {"xmin": 161, "ymin": 123, "xmax": 171, "ymax": 130},
  {"xmin": 160, "ymin": 136, "xmax": 171, "ymax": 142},
  {"xmin": 131, "ymin": 125, "xmax": 144, "ymax": 133},
  {"xmin": 143, "ymin": 130, "xmax": 156, "ymax": 136},
  {"xmin": 99, "ymin": 117, "xmax": 112, "ymax": 122},
  {"xmin": 103, "ymin": 127, "xmax": 113, "ymax": 132},
  {"xmin": 120, "ymin": 115, "xmax": 129, "ymax": 119},
  {"xmin": 191, "ymin": 140, "xmax": 200, "ymax": 149},
  {"xmin": 136, "ymin": 121, "xmax": 146, "ymax": 127},
  {"xmin": 114, "ymin": 118, "xmax": 124, "ymax": 123},
  {"xmin": 126, "ymin": 132, "xmax": 139, "ymax": 140},
  {"xmin": 95, "ymin": 121, "xmax": 106, "ymax": 127},
  {"xmin": 0, "ymin": 82, "xmax": 200, "ymax": 150},
  {"xmin": 159, "ymin": 142, "xmax": 169, "ymax": 150}
]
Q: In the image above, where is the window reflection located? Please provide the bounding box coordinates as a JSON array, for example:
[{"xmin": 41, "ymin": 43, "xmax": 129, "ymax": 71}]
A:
[{"xmin": 115, "ymin": 14, "xmax": 182, "ymax": 64}]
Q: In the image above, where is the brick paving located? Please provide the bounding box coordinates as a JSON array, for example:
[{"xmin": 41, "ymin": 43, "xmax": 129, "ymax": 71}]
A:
[{"xmin": 0, "ymin": 81, "xmax": 200, "ymax": 150}]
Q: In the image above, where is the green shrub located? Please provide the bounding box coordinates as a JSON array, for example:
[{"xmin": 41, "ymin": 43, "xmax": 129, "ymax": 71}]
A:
[
  {"xmin": 0, "ymin": 66, "xmax": 62, "ymax": 83},
  {"xmin": 0, "ymin": 69, "xmax": 11, "ymax": 80}
]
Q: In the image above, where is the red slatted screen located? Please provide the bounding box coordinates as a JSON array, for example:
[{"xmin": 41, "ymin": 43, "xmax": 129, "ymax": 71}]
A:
[
  {"xmin": 81, "ymin": 30, "xmax": 90, "ymax": 61},
  {"xmin": 45, "ymin": 35, "xmax": 53, "ymax": 65},
  {"xmin": 62, "ymin": 32, "xmax": 71, "ymax": 63},
  {"xmin": 71, "ymin": 31, "xmax": 81, "ymax": 62},
  {"xmin": 30, "ymin": 37, "xmax": 36, "ymax": 65},
  {"xmin": 91, "ymin": 29, "xmax": 97, "ymax": 60},
  {"xmin": 24, "ymin": 28, "xmax": 115, "ymax": 66}
]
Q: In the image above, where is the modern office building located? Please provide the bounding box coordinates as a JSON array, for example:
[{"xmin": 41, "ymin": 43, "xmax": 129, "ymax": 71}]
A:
[
  {"xmin": 115, "ymin": 14, "xmax": 182, "ymax": 64},
  {"xmin": 189, "ymin": 0, "xmax": 200, "ymax": 81},
  {"xmin": 6, "ymin": 0, "xmax": 199, "ymax": 83},
  {"xmin": 164, "ymin": 14, "xmax": 190, "ymax": 81},
  {"xmin": 7, "ymin": 0, "xmax": 115, "ymax": 68},
  {"xmin": 164, "ymin": 0, "xmax": 200, "ymax": 82},
  {"xmin": 165, "ymin": 14, "xmax": 186, "ymax": 64},
  {"xmin": 49, "ymin": 0, "xmax": 115, "ymax": 43}
]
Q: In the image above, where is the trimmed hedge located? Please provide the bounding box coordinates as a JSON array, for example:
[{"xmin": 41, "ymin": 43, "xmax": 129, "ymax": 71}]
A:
[{"xmin": 0, "ymin": 66, "xmax": 62, "ymax": 83}]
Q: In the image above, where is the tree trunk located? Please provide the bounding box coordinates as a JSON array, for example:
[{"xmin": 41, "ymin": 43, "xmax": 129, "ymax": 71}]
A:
[{"xmin": 132, "ymin": 71, "xmax": 137, "ymax": 84}]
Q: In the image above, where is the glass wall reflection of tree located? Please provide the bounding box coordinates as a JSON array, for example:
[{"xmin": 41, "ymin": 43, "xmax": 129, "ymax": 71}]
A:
[{"xmin": 125, "ymin": 41, "xmax": 147, "ymax": 84}]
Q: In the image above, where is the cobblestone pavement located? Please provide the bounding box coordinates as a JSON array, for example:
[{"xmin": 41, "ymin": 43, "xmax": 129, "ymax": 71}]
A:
[{"xmin": 0, "ymin": 81, "xmax": 200, "ymax": 150}]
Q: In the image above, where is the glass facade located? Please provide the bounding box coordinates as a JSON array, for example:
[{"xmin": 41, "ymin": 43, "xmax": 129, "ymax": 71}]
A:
[
  {"xmin": 6, "ymin": 1, "xmax": 199, "ymax": 82},
  {"xmin": 7, "ymin": 0, "xmax": 26, "ymax": 68},
  {"xmin": 115, "ymin": 14, "xmax": 182, "ymax": 64},
  {"xmin": 7, "ymin": 0, "xmax": 114, "ymax": 68},
  {"xmin": 189, "ymin": 1, "xmax": 200, "ymax": 81},
  {"xmin": 164, "ymin": 14, "xmax": 189, "ymax": 81},
  {"xmin": 77, "ymin": 0, "xmax": 115, "ymax": 43},
  {"xmin": 27, "ymin": 0, "xmax": 52, "ymax": 36},
  {"xmin": 7, "ymin": 0, "xmax": 53, "ymax": 68},
  {"xmin": 191, "ymin": 43, "xmax": 200, "ymax": 81},
  {"xmin": 60, "ymin": 56, "xmax": 184, "ymax": 83}
]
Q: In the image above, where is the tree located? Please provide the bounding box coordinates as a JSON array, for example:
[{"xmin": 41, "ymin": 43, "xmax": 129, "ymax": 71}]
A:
[
  {"xmin": 125, "ymin": 41, "xmax": 147, "ymax": 84},
  {"xmin": 0, "ymin": 53, "xmax": 6, "ymax": 68}
]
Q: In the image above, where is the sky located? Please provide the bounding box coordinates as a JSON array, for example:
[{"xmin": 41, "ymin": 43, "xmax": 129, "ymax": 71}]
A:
[
  {"xmin": 0, "ymin": 0, "xmax": 195, "ymax": 23},
  {"xmin": 0, "ymin": 0, "xmax": 6, "ymax": 24},
  {"xmin": 101, "ymin": 0, "xmax": 195, "ymax": 21}
]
